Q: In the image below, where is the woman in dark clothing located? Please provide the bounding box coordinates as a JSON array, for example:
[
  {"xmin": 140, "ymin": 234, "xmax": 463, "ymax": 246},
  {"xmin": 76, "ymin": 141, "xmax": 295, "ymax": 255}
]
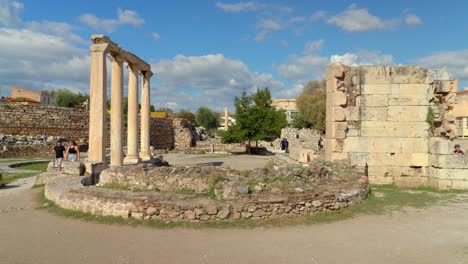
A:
[{"xmin": 65, "ymin": 140, "xmax": 80, "ymax": 162}]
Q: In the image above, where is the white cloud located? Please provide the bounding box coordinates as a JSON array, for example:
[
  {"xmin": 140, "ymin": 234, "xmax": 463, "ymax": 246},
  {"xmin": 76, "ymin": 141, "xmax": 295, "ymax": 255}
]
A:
[
  {"xmin": 326, "ymin": 4, "xmax": 398, "ymax": 32},
  {"xmin": 416, "ymin": 50, "xmax": 468, "ymax": 80},
  {"xmin": 78, "ymin": 8, "xmax": 144, "ymax": 33},
  {"xmin": 330, "ymin": 50, "xmax": 394, "ymax": 66},
  {"xmin": 0, "ymin": 0, "xmax": 23, "ymax": 26},
  {"xmin": 257, "ymin": 19, "xmax": 282, "ymax": 30},
  {"xmin": 0, "ymin": 28, "xmax": 90, "ymax": 95},
  {"xmin": 215, "ymin": 1, "xmax": 265, "ymax": 12},
  {"xmin": 25, "ymin": 21, "xmax": 86, "ymax": 44},
  {"xmin": 405, "ymin": 14, "xmax": 422, "ymax": 26},
  {"xmin": 151, "ymin": 54, "xmax": 285, "ymax": 110},
  {"xmin": 152, "ymin": 32, "xmax": 160, "ymax": 41},
  {"xmin": 303, "ymin": 39, "xmax": 324, "ymax": 54}
]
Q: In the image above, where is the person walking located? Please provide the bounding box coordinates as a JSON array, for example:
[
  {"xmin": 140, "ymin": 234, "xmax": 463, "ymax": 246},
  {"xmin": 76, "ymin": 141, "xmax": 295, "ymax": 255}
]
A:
[
  {"xmin": 65, "ymin": 140, "xmax": 80, "ymax": 162},
  {"xmin": 52, "ymin": 141, "xmax": 66, "ymax": 171}
]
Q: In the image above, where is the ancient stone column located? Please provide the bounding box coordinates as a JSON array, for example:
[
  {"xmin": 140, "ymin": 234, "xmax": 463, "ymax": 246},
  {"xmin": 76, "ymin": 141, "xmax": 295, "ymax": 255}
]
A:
[
  {"xmin": 139, "ymin": 71, "xmax": 153, "ymax": 161},
  {"xmin": 109, "ymin": 53, "xmax": 124, "ymax": 166},
  {"xmin": 88, "ymin": 43, "xmax": 109, "ymax": 163},
  {"xmin": 124, "ymin": 63, "xmax": 141, "ymax": 164},
  {"xmin": 224, "ymin": 107, "xmax": 228, "ymax": 128}
]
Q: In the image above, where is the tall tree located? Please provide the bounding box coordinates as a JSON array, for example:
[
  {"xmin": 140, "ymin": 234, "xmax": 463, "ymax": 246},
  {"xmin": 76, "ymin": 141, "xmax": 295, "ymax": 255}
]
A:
[
  {"xmin": 54, "ymin": 88, "xmax": 88, "ymax": 108},
  {"xmin": 222, "ymin": 88, "xmax": 287, "ymax": 151},
  {"xmin": 294, "ymin": 80, "xmax": 326, "ymax": 131},
  {"xmin": 195, "ymin": 106, "xmax": 220, "ymax": 130}
]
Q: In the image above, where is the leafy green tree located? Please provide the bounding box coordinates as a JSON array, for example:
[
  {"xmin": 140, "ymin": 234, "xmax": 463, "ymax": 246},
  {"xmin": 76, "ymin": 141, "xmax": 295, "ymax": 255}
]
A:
[
  {"xmin": 54, "ymin": 88, "xmax": 88, "ymax": 108},
  {"xmin": 156, "ymin": 107, "xmax": 173, "ymax": 114},
  {"xmin": 176, "ymin": 109, "xmax": 196, "ymax": 122},
  {"xmin": 295, "ymin": 80, "xmax": 326, "ymax": 131},
  {"xmin": 222, "ymin": 88, "xmax": 287, "ymax": 151},
  {"xmin": 150, "ymin": 105, "xmax": 156, "ymax": 112},
  {"xmin": 195, "ymin": 106, "xmax": 219, "ymax": 130}
]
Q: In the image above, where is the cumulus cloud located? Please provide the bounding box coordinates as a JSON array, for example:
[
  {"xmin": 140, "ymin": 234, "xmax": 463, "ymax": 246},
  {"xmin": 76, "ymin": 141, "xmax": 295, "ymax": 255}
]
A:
[
  {"xmin": 330, "ymin": 50, "xmax": 394, "ymax": 66},
  {"xmin": 0, "ymin": 28, "xmax": 90, "ymax": 95},
  {"xmin": 25, "ymin": 21, "xmax": 86, "ymax": 44},
  {"xmin": 215, "ymin": 1, "xmax": 265, "ymax": 12},
  {"xmin": 416, "ymin": 50, "xmax": 468, "ymax": 80},
  {"xmin": 151, "ymin": 54, "xmax": 285, "ymax": 110},
  {"xmin": 78, "ymin": 8, "xmax": 144, "ymax": 33},
  {"xmin": 0, "ymin": 0, "xmax": 23, "ymax": 26},
  {"xmin": 325, "ymin": 4, "xmax": 398, "ymax": 32},
  {"xmin": 405, "ymin": 14, "xmax": 422, "ymax": 26}
]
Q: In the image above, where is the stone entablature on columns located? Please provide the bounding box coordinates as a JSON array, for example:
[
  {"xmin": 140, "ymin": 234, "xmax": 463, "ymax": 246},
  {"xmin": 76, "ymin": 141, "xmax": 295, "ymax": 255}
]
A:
[{"xmin": 88, "ymin": 34, "xmax": 153, "ymax": 166}]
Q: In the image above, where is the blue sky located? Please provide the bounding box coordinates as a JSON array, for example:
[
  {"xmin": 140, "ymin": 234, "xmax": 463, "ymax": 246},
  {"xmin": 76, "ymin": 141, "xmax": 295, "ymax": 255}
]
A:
[{"xmin": 0, "ymin": 0, "xmax": 467, "ymax": 111}]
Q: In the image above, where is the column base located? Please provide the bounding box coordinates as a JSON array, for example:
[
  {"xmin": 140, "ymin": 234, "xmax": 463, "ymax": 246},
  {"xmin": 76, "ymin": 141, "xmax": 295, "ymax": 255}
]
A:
[
  {"xmin": 123, "ymin": 155, "xmax": 141, "ymax": 165},
  {"xmin": 139, "ymin": 152, "xmax": 153, "ymax": 161}
]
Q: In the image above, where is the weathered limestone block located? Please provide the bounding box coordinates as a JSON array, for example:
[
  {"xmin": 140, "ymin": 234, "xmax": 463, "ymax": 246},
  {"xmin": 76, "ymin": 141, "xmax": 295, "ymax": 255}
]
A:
[
  {"xmin": 367, "ymin": 152, "xmax": 395, "ymax": 166},
  {"xmin": 361, "ymin": 84, "xmax": 395, "ymax": 95},
  {"xmin": 387, "ymin": 106, "xmax": 428, "ymax": 122},
  {"xmin": 429, "ymin": 137, "xmax": 453, "ymax": 155},
  {"xmin": 360, "ymin": 66, "xmax": 430, "ymax": 85},
  {"xmin": 345, "ymin": 107, "xmax": 360, "ymax": 121},
  {"xmin": 334, "ymin": 92, "xmax": 347, "ymax": 106},
  {"xmin": 360, "ymin": 107, "xmax": 387, "ymax": 121},
  {"xmin": 434, "ymin": 80, "xmax": 458, "ymax": 94},
  {"xmin": 343, "ymin": 137, "xmax": 371, "ymax": 153},
  {"xmin": 411, "ymin": 153, "xmax": 429, "ymax": 167},
  {"xmin": 361, "ymin": 95, "xmax": 388, "ymax": 107},
  {"xmin": 395, "ymin": 84, "xmax": 431, "ymax": 99},
  {"xmin": 349, "ymin": 152, "xmax": 368, "ymax": 167},
  {"xmin": 332, "ymin": 122, "xmax": 347, "ymax": 139},
  {"xmin": 368, "ymin": 176, "xmax": 394, "ymax": 185},
  {"xmin": 394, "ymin": 177, "xmax": 428, "ymax": 188},
  {"xmin": 393, "ymin": 166, "xmax": 427, "ymax": 178},
  {"xmin": 451, "ymin": 180, "xmax": 468, "ymax": 190},
  {"xmin": 367, "ymin": 165, "xmax": 394, "ymax": 178},
  {"xmin": 401, "ymin": 138, "xmax": 428, "ymax": 153},
  {"xmin": 334, "ymin": 107, "xmax": 346, "ymax": 121},
  {"xmin": 369, "ymin": 138, "xmax": 402, "ymax": 153},
  {"xmin": 430, "ymin": 167, "xmax": 468, "ymax": 180},
  {"xmin": 388, "ymin": 97, "xmax": 429, "ymax": 106},
  {"xmin": 360, "ymin": 121, "xmax": 428, "ymax": 138},
  {"xmin": 430, "ymin": 154, "xmax": 468, "ymax": 169},
  {"xmin": 326, "ymin": 63, "xmax": 349, "ymax": 80}
]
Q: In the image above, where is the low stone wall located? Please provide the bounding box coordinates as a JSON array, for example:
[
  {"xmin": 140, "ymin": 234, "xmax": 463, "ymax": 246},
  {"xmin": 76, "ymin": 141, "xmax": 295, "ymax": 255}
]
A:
[
  {"xmin": 0, "ymin": 143, "xmax": 55, "ymax": 158},
  {"xmin": 45, "ymin": 176, "xmax": 368, "ymax": 222},
  {"xmin": 192, "ymin": 142, "xmax": 246, "ymax": 153}
]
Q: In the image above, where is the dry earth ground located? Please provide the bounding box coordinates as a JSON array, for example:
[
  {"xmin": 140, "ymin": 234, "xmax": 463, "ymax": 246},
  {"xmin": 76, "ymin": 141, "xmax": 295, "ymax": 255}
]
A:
[{"xmin": 1, "ymin": 154, "xmax": 468, "ymax": 264}]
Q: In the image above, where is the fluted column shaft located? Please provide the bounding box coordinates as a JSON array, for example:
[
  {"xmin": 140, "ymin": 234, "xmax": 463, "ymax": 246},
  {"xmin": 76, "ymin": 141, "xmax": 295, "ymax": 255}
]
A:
[
  {"xmin": 124, "ymin": 64, "xmax": 141, "ymax": 164},
  {"xmin": 109, "ymin": 53, "xmax": 124, "ymax": 166},
  {"xmin": 88, "ymin": 43, "xmax": 108, "ymax": 163},
  {"xmin": 139, "ymin": 71, "xmax": 152, "ymax": 161}
]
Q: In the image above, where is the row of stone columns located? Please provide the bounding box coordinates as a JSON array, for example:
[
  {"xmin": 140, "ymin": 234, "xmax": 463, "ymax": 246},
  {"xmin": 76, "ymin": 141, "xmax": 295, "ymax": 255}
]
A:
[{"xmin": 88, "ymin": 38, "xmax": 152, "ymax": 167}]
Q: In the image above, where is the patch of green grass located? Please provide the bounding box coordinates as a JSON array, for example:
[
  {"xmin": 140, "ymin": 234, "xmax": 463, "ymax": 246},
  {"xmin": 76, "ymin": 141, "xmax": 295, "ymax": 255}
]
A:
[
  {"xmin": 0, "ymin": 157, "xmax": 49, "ymax": 163},
  {"xmin": 37, "ymin": 184, "xmax": 468, "ymax": 229},
  {"xmin": 1, "ymin": 172, "xmax": 38, "ymax": 185},
  {"xmin": 31, "ymin": 183, "xmax": 45, "ymax": 189},
  {"xmin": 13, "ymin": 161, "xmax": 49, "ymax": 171}
]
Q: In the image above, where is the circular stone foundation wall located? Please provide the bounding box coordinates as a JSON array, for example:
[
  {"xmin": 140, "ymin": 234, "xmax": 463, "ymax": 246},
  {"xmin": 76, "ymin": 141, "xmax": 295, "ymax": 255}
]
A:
[{"xmin": 45, "ymin": 176, "xmax": 369, "ymax": 222}]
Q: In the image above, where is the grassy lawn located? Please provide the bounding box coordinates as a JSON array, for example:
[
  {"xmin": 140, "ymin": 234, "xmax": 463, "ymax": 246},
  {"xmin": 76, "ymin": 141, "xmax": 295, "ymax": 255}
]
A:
[
  {"xmin": 37, "ymin": 184, "xmax": 468, "ymax": 229},
  {"xmin": 1, "ymin": 161, "xmax": 49, "ymax": 186},
  {"xmin": 13, "ymin": 161, "xmax": 49, "ymax": 171},
  {"xmin": 0, "ymin": 157, "xmax": 49, "ymax": 163}
]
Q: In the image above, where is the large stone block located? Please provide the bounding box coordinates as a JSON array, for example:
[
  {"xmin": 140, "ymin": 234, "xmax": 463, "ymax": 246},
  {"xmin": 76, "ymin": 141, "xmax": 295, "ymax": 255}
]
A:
[
  {"xmin": 387, "ymin": 106, "xmax": 428, "ymax": 122},
  {"xmin": 360, "ymin": 107, "xmax": 387, "ymax": 121},
  {"xmin": 370, "ymin": 138, "xmax": 402, "ymax": 153},
  {"xmin": 411, "ymin": 153, "xmax": 429, "ymax": 167},
  {"xmin": 360, "ymin": 121, "xmax": 428, "ymax": 138},
  {"xmin": 394, "ymin": 84, "xmax": 431, "ymax": 99},
  {"xmin": 388, "ymin": 97, "xmax": 429, "ymax": 106},
  {"xmin": 393, "ymin": 153, "xmax": 413, "ymax": 167},
  {"xmin": 326, "ymin": 63, "xmax": 349, "ymax": 81},
  {"xmin": 430, "ymin": 154, "xmax": 468, "ymax": 169},
  {"xmin": 368, "ymin": 176, "xmax": 394, "ymax": 185},
  {"xmin": 401, "ymin": 138, "xmax": 428, "ymax": 153},
  {"xmin": 361, "ymin": 66, "xmax": 429, "ymax": 84},
  {"xmin": 362, "ymin": 95, "xmax": 388, "ymax": 107},
  {"xmin": 332, "ymin": 122, "xmax": 347, "ymax": 139},
  {"xmin": 393, "ymin": 166, "xmax": 427, "ymax": 177},
  {"xmin": 451, "ymin": 180, "xmax": 468, "ymax": 190},
  {"xmin": 429, "ymin": 137, "xmax": 453, "ymax": 155},
  {"xmin": 334, "ymin": 92, "xmax": 347, "ymax": 106},
  {"xmin": 434, "ymin": 80, "xmax": 458, "ymax": 94},
  {"xmin": 368, "ymin": 165, "xmax": 394, "ymax": 178},
  {"xmin": 334, "ymin": 107, "xmax": 346, "ymax": 121},
  {"xmin": 349, "ymin": 152, "xmax": 368, "ymax": 166},
  {"xmin": 345, "ymin": 107, "xmax": 360, "ymax": 121},
  {"xmin": 343, "ymin": 137, "xmax": 371, "ymax": 153},
  {"xmin": 367, "ymin": 152, "xmax": 394, "ymax": 166},
  {"xmin": 394, "ymin": 177, "xmax": 428, "ymax": 188},
  {"xmin": 361, "ymin": 84, "xmax": 395, "ymax": 95}
]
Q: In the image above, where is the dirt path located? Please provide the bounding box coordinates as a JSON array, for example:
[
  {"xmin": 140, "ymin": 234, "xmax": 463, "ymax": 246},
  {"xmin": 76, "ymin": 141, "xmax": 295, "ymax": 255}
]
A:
[{"xmin": 1, "ymin": 177, "xmax": 468, "ymax": 264}]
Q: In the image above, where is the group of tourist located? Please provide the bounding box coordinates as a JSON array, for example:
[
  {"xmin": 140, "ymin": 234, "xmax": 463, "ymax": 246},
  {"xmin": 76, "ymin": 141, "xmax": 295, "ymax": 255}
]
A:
[{"xmin": 53, "ymin": 140, "xmax": 80, "ymax": 172}]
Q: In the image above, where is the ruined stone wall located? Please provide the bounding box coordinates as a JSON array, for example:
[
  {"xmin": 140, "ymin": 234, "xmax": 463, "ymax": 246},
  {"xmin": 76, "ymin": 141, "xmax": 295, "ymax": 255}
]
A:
[
  {"xmin": 173, "ymin": 119, "xmax": 195, "ymax": 150},
  {"xmin": 0, "ymin": 104, "xmax": 185, "ymax": 156},
  {"xmin": 281, "ymin": 128, "xmax": 322, "ymax": 162},
  {"xmin": 325, "ymin": 63, "xmax": 467, "ymax": 189}
]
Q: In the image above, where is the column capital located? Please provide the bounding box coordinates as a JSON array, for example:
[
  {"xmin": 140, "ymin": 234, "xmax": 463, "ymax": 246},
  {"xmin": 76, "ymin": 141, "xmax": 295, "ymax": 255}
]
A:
[
  {"xmin": 90, "ymin": 43, "xmax": 109, "ymax": 53},
  {"xmin": 141, "ymin": 70, "xmax": 154, "ymax": 79},
  {"xmin": 108, "ymin": 52, "xmax": 125, "ymax": 63},
  {"xmin": 126, "ymin": 63, "xmax": 140, "ymax": 73}
]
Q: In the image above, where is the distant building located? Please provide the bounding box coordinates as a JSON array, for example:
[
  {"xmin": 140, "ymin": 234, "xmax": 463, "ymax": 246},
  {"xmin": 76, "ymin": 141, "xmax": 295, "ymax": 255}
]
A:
[
  {"xmin": 272, "ymin": 98, "xmax": 299, "ymax": 124},
  {"xmin": 10, "ymin": 86, "xmax": 54, "ymax": 105},
  {"xmin": 453, "ymin": 90, "xmax": 468, "ymax": 137},
  {"xmin": 151, "ymin": 111, "xmax": 168, "ymax": 118}
]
